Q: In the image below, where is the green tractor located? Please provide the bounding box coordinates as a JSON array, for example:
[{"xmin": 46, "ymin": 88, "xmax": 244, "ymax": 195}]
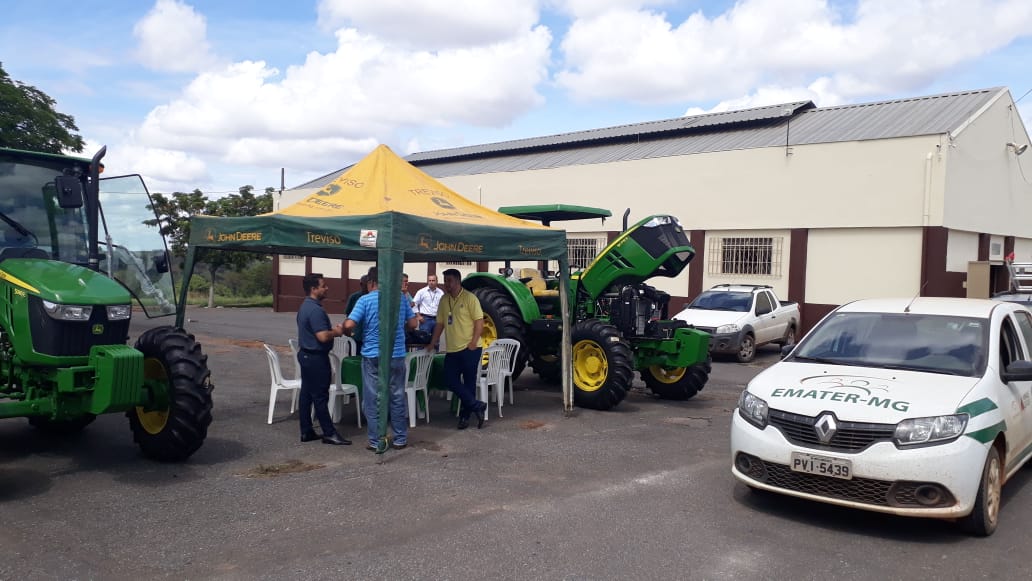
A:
[
  {"xmin": 0, "ymin": 146, "xmax": 212, "ymax": 460},
  {"xmin": 464, "ymin": 205, "xmax": 710, "ymax": 410}
]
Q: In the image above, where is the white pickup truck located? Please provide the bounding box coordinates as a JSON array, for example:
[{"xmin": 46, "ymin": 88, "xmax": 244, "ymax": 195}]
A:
[{"xmin": 673, "ymin": 284, "xmax": 799, "ymax": 362}]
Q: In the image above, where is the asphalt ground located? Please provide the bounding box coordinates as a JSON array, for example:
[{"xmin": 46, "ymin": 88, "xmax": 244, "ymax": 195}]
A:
[{"xmin": 3, "ymin": 307, "xmax": 1032, "ymax": 580}]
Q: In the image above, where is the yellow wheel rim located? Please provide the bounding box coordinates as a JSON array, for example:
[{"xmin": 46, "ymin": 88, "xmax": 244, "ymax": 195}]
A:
[
  {"xmin": 648, "ymin": 365, "xmax": 687, "ymax": 384},
  {"xmin": 135, "ymin": 358, "xmax": 170, "ymax": 435},
  {"xmin": 482, "ymin": 315, "xmax": 498, "ymax": 348},
  {"xmin": 573, "ymin": 340, "xmax": 607, "ymax": 392}
]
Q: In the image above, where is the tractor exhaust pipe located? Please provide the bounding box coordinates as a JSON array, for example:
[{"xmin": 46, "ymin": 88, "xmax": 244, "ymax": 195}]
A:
[
  {"xmin": 622, "ymin": 208, "xmax": 630, "ymax": 231},
  {"xmin": 87, "ymin": 146, "xmax": 107, "ymax": 272}
]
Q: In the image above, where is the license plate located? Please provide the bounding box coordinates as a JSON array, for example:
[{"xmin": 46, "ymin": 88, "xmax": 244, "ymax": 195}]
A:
[{"xmin": 790, "ymin": 452, "xmax": 852, "ymax": 480}]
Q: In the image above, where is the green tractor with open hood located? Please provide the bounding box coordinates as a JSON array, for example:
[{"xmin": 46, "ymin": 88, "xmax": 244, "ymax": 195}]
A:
[
  {"xmin": 464, "ymin": 205, "xmax": 710, "ymax": 410},
  {"xmin": 0, "ymin": 146, "xmax": 212, "ymax": 461}
]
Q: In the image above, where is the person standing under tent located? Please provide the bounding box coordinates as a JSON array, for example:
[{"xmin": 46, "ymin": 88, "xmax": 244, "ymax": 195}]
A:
[
  {"xmin": 427, "ymin": 268, "xmax": 486, "ymax": 430},
  {"xmin": 344, "ymin": 266, "xmax": 418, "ymax": 451},
  {"xmin": 295, "ymin": 273, "xmax": 351, "ymax": 446}
]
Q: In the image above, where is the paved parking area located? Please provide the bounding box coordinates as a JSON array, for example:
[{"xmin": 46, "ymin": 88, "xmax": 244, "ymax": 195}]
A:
[{"xmin": 3, "ymin": 307, "xmax": 1032, "ymax": 580}]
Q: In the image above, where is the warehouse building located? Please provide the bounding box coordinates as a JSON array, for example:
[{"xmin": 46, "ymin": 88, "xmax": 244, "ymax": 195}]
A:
[{"xmin": 277, "ymin": 87, "xmax": 1032, "ymax": 330}]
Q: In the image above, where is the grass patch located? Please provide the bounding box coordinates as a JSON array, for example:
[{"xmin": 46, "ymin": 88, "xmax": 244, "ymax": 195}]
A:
[{"xmin": 186, "ymin": 293, "xmax": 273, "ymax": 308}]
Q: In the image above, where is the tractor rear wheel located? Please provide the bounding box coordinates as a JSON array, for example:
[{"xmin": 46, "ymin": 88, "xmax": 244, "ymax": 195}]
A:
[
  {"xmin": 128, "ymin": 326, "xmax": 213, "ymax": 462},
  {"xmin": 572, "ymin": 319, "xmax": 634, "ymax": 410},
  {"xmin": 28, "ymin": 414, "xmax": 96, "ymax": 434},
  {"xmin": 473, "ymin": 286, "xmax": 528, "ymax": 378},
  {"xmin": 643, "ymin": 357, "xmax": 711, "ymax": 400}
]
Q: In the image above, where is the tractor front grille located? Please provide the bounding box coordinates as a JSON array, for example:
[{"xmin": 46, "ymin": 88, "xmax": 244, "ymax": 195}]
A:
[{"xmin": 28, "ymin": 296, "xmax": 130, "ymax": 357}]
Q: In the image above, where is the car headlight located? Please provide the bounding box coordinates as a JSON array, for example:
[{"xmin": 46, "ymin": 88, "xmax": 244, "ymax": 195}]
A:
[
  {"xmin": 738, "ymin": 390, "xmax": 769, "ymax": 428},
  {"xmin": 716, "ymin": 323, "xmax": 740, "ymax": 334},
  {"xmin": 894, "ymin": 414, "xmax": 968, "ymax": 446},
  {"xmin": 106, "ymin": 304, "xmax": 132, "ymax": 320},
  {"xmin": 42, "ymin": 300, "xmax": 92, "ymax": 321}
]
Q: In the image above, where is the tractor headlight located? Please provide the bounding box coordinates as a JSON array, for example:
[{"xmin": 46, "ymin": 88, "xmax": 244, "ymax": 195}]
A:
[
  {"xmin": 738, "ymin": 390, "xmax": 769, "ymax": 428},
  {"xmin": 42, "ymin": 300, "xmax": 92, "ymax": 321},
  {"xmin": 894, "ymin": 414, "xmax": 968, "ymax": 446},
  {"xmin": 716, "ymin": 323, "xmax": 741, "ymax": 335},
  {"xmin": 106, "ymin": 305, "xmax": 132, "ymax": 320}
]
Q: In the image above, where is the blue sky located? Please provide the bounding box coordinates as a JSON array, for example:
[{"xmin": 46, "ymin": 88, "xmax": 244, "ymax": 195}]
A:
[{"xmin": 3, "ymin": 0, "xmax": 1030, "ymax": 195}]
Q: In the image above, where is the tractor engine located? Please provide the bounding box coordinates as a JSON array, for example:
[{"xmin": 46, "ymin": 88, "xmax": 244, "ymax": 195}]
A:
[{"xmin": 608, "ymin": 283, "xmax": 685, "ymax": 338}]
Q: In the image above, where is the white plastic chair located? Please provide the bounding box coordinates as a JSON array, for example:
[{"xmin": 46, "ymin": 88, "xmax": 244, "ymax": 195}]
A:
[
  {"xmin": 264, "ymin": 343, "xmax": 301, "ymax": 424},
  {"xmin": 404, "ymin": 350, "xmax": 435, "ymax": 427},
  {"xmin": 333, "ymin": 336, "xmax": 357, "ymax": 360},
  {"xmin": 289, "ymin": 339, "xmax": 362, "ymax": 427},
  {"xmin": 328, "ymin": 352, "xmax": 363, "ymax": 427},
  {"xmin": 491, "ymin": 338, "xmax": 521, "ymax": 406},
  {"xmin": 476, "ymin": 343, "xmax": 507, "ymax": 420}
]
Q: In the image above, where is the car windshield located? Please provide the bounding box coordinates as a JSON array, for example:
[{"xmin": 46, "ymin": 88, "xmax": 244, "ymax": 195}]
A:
[
  {"xmin": 790, "ymin": 312, "xmax": 988, "ymax": 377},
  {"xmin": 689, "ymin": 291, "xmax": 752, "ymax": 312}
]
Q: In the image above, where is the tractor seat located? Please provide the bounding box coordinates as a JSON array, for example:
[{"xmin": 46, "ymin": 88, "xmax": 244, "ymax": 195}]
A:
[
  {"xmin": 525, "ymin": 275, "xmax": 559, "ymax": 297},
  {"xmin": 0, "ymin": 247, "xmax": 49, "ymax": 264}
]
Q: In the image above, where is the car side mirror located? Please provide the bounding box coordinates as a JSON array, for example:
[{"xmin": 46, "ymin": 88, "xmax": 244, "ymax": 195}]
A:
[
  {"xmin": 1002, "ymin": 360, "xmax": 1032, "ymax": 382},
  {"xmin": 53, "ymin": 175, "xmax": 84, "ymax": 209}
]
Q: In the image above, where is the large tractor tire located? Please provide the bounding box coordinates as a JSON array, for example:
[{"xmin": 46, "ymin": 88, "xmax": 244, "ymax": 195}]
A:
[
  {"xmin": 572, "ymin": 319, "xmax": 634, "ymax": 410},
  {"xmin": 128, "ymin": 326, "xmax": 213, "ymax": 462},
  {"xmin": 473, "ymin": 286, "xmax": 529, "ymax": 378},
  {"xmin": 643, "ymin": 357, "xmax": 711, "ymax": 400},
  {"xmin": 28, "ymin": 414, "xmax": 96, "ymax": 434}
]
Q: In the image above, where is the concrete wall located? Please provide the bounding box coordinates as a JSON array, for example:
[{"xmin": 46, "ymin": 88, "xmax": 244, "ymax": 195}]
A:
[
  {"xmin": 946, "ymin": 230, "xmax": 980, "ymax": 273},
  {"xmin": 805, "ymin": 228, "xmax": 923, "ymax": 304},
  {"xmin": 945, "ymin": 93, "xmax": 1032, "ymax": 236},
  {"xmin": 438, "ymin": 137, "xmax": 943, "ymax": 231}
]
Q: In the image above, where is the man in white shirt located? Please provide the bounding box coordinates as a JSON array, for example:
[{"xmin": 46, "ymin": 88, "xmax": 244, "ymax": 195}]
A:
[{"xmin": 412, "ymin": 274, "xmax": 445, "ymax": 336}]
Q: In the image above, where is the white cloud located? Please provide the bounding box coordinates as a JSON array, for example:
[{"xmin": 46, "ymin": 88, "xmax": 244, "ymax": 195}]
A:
[
  {"xmin": 317, "ymin": 0, "xmax": 542, "ymax": 50},
  {"xmin": 548, "ymin": 0, "xmax": 672, "ymax": 19},
  {"xmin": 556, "ymin": 0, "xmax": 1032, "ymax": 107},
  {"xmin": 136, "ymin": 25, "xmax": 551, "ymax": 173},
  {"xmin": 133, "ymin": 0, "xmax": 217, "ymax": 73}
]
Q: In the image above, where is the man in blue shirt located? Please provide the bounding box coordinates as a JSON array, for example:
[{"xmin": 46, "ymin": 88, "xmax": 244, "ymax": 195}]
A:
[
  {"xmin": 296, "ymin": 273, "xmax": 351, "ymax": 445},
  {"xmin": 344, "ymin": 267, "xmax": 418, "ymax": 452}
]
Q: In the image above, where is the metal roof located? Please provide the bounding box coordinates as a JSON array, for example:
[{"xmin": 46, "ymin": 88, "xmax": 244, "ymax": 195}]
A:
[{"xmin": 292, "ymin": 87, "xmax": 1004, "ymax": 188}]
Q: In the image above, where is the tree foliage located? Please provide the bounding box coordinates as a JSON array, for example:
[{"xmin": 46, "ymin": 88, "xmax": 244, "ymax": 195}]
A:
[
  {"xmin": 0, "ymin": 62, "xmax": 85, "ymax": 153},
  {"xmin": 146, "ymin": 185, "xmax": 274, "ymax": 307}
]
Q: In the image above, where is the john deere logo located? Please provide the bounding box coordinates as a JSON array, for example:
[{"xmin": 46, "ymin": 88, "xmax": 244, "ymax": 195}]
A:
[
  {"xmin": 92, "ymin": 324, "xmax": 104, "ymax": 335},
  {"xmin": 206, "ymin": 229, "xmax": 215, "ymax": 242}
]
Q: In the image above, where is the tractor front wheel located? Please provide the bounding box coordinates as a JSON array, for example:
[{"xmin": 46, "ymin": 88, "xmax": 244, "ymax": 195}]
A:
[
  {"xmin": 643, "ymin": 357, "xmax": 711, "ymax": 400},
  {"xmin": 128, "ymin": 326, "xmax": 213, "ymax": 462},
  {"xmin": 572, "ymin": 319, "xmax": 634, "ymax": 410}
]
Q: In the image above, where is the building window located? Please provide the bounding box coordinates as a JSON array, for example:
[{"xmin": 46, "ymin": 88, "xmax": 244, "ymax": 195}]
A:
[
  {"xmin": 442, "ymin": 260, "xmax": 474, "ymax": 266},
  {"xmin": 708, "ymin": 236, "xmax": 783, "ymax": 276},
  {"xmin": 568, "ymin": 236, "xmax": 603, "ymax": 268},
  {"xmin": 281, "ymin": 255, "xmax": 304, "ymax": 261}
]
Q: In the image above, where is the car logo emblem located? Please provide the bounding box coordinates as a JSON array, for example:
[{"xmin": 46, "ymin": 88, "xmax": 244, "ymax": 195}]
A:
[{"xmin": 814, "ymin": 413, "xmax": 837, "ymax": 443}]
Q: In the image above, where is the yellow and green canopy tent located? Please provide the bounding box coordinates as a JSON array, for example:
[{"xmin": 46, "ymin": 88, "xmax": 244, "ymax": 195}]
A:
[{"xmin": 177, "ymin": 145, "xmax": 574, "ymax": 443}]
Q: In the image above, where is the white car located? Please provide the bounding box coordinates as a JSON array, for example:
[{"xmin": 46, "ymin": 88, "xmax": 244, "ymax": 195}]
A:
[{"xmin": 731, "ymin": 297, "xmax": 1032, "ymax": 535}]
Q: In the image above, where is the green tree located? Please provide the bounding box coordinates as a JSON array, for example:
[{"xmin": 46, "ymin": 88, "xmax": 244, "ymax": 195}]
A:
[
  {"xmin": 147, "ymin": 185, "xmax": 274, "ymax": 307},
  {"xmin": 0, "ymin": 62, "xmax": 85, "ymax": 153}
]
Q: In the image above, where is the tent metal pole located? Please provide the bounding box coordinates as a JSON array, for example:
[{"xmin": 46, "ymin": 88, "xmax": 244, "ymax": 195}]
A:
[
  {"xmin": 557, "ymin": 254, "xmax": 573, "ymax": 414},
  {"xmin": 175, "ymin": 246, "xmax": 198, "ymax": 329}
]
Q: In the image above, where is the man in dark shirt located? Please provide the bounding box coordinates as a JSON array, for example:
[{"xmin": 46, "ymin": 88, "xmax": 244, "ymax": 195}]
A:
[
  {"xmin": 345, "ymin": 274, "xmax": 369, "ymax": 316},
  {"xmin": 296, "ymin": 273, "xmax": 351, "ymax": 445}
]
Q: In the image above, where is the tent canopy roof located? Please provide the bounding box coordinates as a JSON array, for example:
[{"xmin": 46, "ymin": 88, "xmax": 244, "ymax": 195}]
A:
[{"xmin": 186, "ymin": 145, "xmax": 567, "ymax": 262}]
